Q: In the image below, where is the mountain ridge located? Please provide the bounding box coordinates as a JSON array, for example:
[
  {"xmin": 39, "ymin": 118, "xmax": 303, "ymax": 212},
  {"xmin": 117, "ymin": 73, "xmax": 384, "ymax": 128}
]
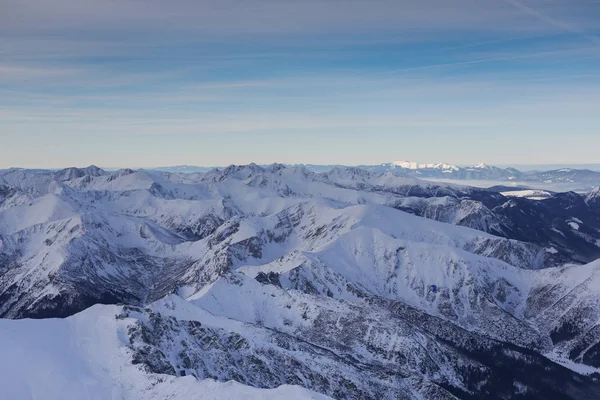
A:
[
  {"xmin": 2, "ymin": 164, "xmax": 600, "ymax": 399},
  {"xmin": 144, "ymin": 162, "xmax": 600, "ymax": 192}
]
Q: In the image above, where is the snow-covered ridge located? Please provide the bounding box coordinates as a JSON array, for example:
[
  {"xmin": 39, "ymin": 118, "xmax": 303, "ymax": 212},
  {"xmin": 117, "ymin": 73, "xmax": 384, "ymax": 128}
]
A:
[
  {"xmin": 586, "ymin": 187, "xmax": 600, "ymax": 204},
  {"xmin": 390, "ymin": 160, "xmax": 495, "ymax": 172},
  {"xmin": 0, "ymin": 162, "xmax": 594, "ymax": 320},
  {"xmin": 390, "ymin": 160, "xmax": 460, "ymax": 171},
  {"xmin": 500, "ymin": 189, "xmax": 553, "ymax": 200},
  {"xmin": 2, "ymin": 164, "xmax": 600, "ymax": 399},
  {"xmin": 0, "ymin": 304, "xmax": 330, "ymax": 400}
]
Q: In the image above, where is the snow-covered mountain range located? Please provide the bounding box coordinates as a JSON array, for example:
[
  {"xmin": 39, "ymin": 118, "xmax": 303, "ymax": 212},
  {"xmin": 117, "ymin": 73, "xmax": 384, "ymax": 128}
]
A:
[
  {"xmin": 363, "ymin": 162, "xmax": 600, "ymax": 190},
  {"xmin": 148, "ymin": 161, "xmax": 600, "ymax": 191},
  {"xmin": 1, "ymin": 164, "xmax": 600, "ymax": 399}
]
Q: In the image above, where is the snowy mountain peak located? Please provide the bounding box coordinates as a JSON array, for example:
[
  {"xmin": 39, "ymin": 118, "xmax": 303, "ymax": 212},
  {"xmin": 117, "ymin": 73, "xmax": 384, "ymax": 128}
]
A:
[
  {"xmin": 391, "ymin": 161, "xmax": 459, "ymax": 171},
  {"xmin": 54, "ymin": 165, "xmax": 106, "ymax": 181},
  {"xmin": 265, "ymin": 163, "xmax": 287, "ymax": 173},
  {"xmin": 586, "ymin": 186, "xmax": 600, "ymax": 204},
  {"xmin": 115, "ymin": 168, "xmax": 136, "ymax": 177},
  {"xmin": 214, "ymin": 163, "xmax": 266, "ymax": 181},
  {"xmin": 323, "ymin": 166, "xmax": 372, "ymax": 181}
]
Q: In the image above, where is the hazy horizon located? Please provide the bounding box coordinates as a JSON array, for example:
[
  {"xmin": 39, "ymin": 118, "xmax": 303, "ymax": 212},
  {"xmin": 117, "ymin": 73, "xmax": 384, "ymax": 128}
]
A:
[
  {"xmin": 2, "ymin": 0, "xmax": 600, "ymax": 168},
  {"xmin": 3, "ymin": 161, "xmax": 600, "ymax": 173}
]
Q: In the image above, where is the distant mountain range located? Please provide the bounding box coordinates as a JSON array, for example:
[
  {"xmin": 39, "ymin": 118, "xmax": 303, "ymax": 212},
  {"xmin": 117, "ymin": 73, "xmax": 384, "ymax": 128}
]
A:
[
  {"xmin": 149, "ymin": 162, "xmax": 600, "ymax": 191},
  {"xmin": 10, "ymin": 163, "xmax": 600, "ymax": 191}
]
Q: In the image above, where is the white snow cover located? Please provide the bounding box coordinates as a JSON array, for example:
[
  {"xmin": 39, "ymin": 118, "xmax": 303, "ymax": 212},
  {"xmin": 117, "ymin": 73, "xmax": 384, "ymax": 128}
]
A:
[
  {"xmin": 500, "ymin": 190, "xmax": 552, "ymax": 200},
  {"xmin": 0, "ymin": 164, "xmax": 543, "ymax": 315},
  {"xmin": 568, "ymin": 221, "xmax": 580, "ymax": 230},
  {"xmin": 0, "ymin": 305, "xmax": 330, "ymax": 400},
  {"xmin": 586, "ymin": 187, "xmax": 600, "ymax": 204},
  {"xmin": 2, "ymin": 165, "xmax": 600, "ymax": 398},
  {"xmin": 473, "ymin": 162, "xmax": 490, "ymax": 169},
  {"xmin": 391, "ymin": 160, "xmax": 460, "ymax": 171}
]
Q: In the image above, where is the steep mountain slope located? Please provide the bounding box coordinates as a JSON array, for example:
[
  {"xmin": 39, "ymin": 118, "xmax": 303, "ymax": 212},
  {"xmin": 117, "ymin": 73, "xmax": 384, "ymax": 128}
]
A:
[
  {"xmin": 0, "ymin": 304, "xmax": 329, "ymax": 400},
  {"xmin": 128, "ymin": 281, "xmax": 600, "ymax": 400},
  {"xmin": 2, "ymin": 165, "xmax": 600, "ymax": 399},
  {"xmin": 488, "ymin": 193, "xmax": 600, "ymax": 263},
  {"xmin": 587, "ymin": 187, "xmax": 600, "ymax": 208},
  {"xmin": 0, "ymin": 165, "xmax": 561, "ymax": 318},
  {"xmin": 2, "ymin": 271, "xmax": 599, "ymax": 400}
]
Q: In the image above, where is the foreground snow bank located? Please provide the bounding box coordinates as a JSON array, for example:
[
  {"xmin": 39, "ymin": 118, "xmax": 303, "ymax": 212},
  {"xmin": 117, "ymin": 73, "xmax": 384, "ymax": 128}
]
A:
[{"xmin": 0, "ymin": 304, "xmax": 329, "ymax": 400}]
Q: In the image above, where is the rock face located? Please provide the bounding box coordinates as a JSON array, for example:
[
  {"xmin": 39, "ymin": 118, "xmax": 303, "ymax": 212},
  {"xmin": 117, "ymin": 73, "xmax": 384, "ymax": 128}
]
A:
[
  {"xmin": 0, "ymin": 303, "xmax": 331, "ymax": 400},
  {"xmin": 2, "ymin": 164, "xmax": 600, "ymax": 399}
]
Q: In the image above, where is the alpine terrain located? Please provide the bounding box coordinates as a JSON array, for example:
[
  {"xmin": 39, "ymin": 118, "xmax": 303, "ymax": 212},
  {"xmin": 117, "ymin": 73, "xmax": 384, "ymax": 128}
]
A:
[
  {"xmin": 1, "ymin": 164, "xmax": 600, "ymax": 399},
  {"xmin": 155, "ymin": 162, "xmax": 600, "ymax": 193}
]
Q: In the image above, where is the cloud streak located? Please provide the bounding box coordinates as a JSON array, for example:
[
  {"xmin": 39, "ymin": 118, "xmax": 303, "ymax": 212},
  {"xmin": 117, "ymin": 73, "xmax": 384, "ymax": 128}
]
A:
[
  {"xmin": 0, "ymin": 0, "xmax": 542, "ymax": 35},
  {"xmin": 387, "ymin": 45, "xmax": 600, "ymax": 74},
  {"xmin": 2, "ymin": 0, "xmax": 600, "ymax": 167},
  {"xmin": 503, "ymin": 0, "xmax": 600, "ymax": 45}
]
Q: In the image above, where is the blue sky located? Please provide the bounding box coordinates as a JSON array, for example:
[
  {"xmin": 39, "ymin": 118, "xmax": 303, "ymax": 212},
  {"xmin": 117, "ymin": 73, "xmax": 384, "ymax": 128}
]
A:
[{"xmin": 1, "ymin": 0, "xmax": 600, "ymax": 168}]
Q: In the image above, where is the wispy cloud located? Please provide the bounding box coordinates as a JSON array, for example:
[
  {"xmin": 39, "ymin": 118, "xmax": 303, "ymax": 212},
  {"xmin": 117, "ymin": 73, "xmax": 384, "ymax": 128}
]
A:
[
  {"xmin": 2, "ymin": 0, "xmax": 600, "ymax": 167},
  {"xmin": 504, "ymin": 0, "xmax": 600, "ymax": 45},
  {"xmin": 0, "ymin": 0, "xmax": 548, "ymax": 35},
  {"xmin": 0, "ymin": 64, "xmax": 83, "ymax": 81},
  {"xmin": 387, "ymin": 45, "xmax": 600, "ymax": 74}
]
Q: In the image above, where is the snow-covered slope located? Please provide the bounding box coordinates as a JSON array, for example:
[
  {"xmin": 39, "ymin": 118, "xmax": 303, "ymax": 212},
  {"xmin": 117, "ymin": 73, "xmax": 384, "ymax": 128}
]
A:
[
  {"xmin": 0, "ymin": 304, "xmax": 329, "ymax": 400},
  {"xmin": 2, "ymin": 165, "xmax": 600, "ymax": 399},
  {"xmin": 500, "ymin": 189, "xmax": 552, "ymax": 200},
  {"xmin": 586, "ymin": 187, "xmax": 600, "ymax": 207},
  {"xmin": 0, "ymin": 165, "xmax": 561, "ymax": 317}
]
